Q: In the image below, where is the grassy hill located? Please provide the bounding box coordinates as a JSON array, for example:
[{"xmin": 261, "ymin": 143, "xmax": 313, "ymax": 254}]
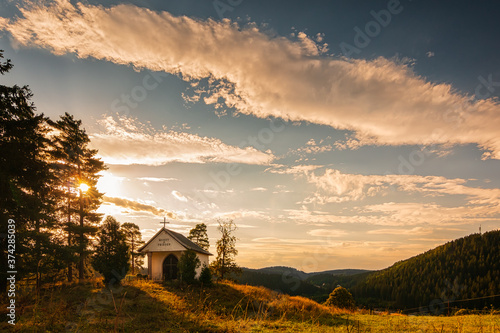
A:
[
  {"xmin": 2, "ymin": 279, "xmax": 499, "ymax": 332},
  {"xmin": 352, "ymin": 230, "xmax": 500, "ymax": 311},
  {"xmin": 0, "ymin": 279, "xmax": 350, "ymax": 332}
]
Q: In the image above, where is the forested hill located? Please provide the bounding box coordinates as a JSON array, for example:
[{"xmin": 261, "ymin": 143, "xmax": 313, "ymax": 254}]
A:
[{"xmin": 352, "ymin": 230, "xmax": 500, "ymax": 310}]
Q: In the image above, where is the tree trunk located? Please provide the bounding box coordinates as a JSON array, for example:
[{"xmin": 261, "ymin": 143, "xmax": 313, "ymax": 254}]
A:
[
  {"xmin": 35, "ymin": 216, "xmax": 41, "ymax": 293},
  {"xmin": 79, "ymin": 186, "xmax": 84, "ymax": 281},
  {"xmin": 0, "ymin": 237, "xmax": 7, "ymax": 293},
  {"xmin": 131, "ymin": 238, "xmax": 135, "ymax": 274},
  {"xmin": 67, "ymin": 184, "xmax": 73, "ymax": 282},
  {"xmin": 221, "ymin": 235, "xmax": 226, "ymax": 280}
]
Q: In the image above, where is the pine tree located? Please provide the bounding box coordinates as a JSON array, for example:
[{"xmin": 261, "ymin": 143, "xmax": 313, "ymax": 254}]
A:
[
  {"xmin": 177, "ymin": 249, "xmax": 200, "ymax": 284},
  {"xmin": 210, "ymin": 219, "xmax": 241, "ymax": 281},
  {"xmin": 0, "ymin": 50, "xmax": 63, "ymax": 291},
  {"xmin": 199, "ymin": 265, "xmax": 212, "ymax": 286},
  {"xmin": 188, "ymin": 223, "xmax": 209, "ymax": 250},
  {"xmin": 50, "ymin": 113, "xmax": 106, "ymax": 282},
  {"xmin": 91, "ymin": 216, "xmax": 130, "ymax": 285},
  {"xmin": 121, "ymin": 222, "xmax": 145, "ymax": 275}
]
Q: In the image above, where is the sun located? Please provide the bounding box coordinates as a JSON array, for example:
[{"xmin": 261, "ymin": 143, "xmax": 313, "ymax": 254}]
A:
[{"xmin": 79, "ymin": 183, "xmax": 90, "ymax": 192}]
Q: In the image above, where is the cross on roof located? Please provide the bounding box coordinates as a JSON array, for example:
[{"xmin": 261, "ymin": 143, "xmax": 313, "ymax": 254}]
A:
[{"xmin": 161, "ymin": 217, "xmax": 169, "ymax": 228}]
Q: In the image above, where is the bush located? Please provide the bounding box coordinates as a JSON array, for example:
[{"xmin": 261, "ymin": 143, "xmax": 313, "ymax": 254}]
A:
[
  {"xmin": 324, "ymin": 286, "xmax": 355, "ymax": 310},
  {"xmin": 178, "ymin": 249, "xmax": 200, "ymax": 284},
  {"xmin": 199, "ymin": 265, "xmax": 212, "ymax": 286}
]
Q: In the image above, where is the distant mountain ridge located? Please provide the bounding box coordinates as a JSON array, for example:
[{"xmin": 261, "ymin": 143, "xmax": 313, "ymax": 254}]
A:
[{"xmin": 244, "ymin": 266, "xmax": 372, "ymax": 280}]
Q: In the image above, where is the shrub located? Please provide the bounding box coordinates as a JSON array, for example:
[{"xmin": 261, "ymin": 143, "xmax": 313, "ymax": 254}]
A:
[
  {"xmin": 178, "ymin": 249, "xmax": 200, "ymax": 284},
  {"xmin": 324, "ymin": 286, "xmax": 355, "ymax": 310},
  {"xmin": 199, "ymin": 265, "xmax": 212, "ymax": 286}
]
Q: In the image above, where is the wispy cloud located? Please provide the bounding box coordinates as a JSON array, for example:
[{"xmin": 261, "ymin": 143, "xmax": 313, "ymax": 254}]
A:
[
  {"xmin": 251, "ymin": 237, "xmax": 323, "ymax": 244},
  {"xmin": 266, "ymin": 164, "xmax": 323, "ymax": 175},
  {"xmin": 90, "ymin": 116, "xmax": 274, "ymax": 165},
  {"xmin": 3, "ymin": 0, "xmax": 500, "ymax": 158},
  {"xmin": 137, "ymin": 177, "xmax": 178, "ymax": 182},
  {"xmin": 304, "ymin": 168, "xmax": 500, "ymax": 206},
  {"xmin": 103, "ymin": 196, "xmax": 175, "ymax": 217},
  {"xmin": 367, "ymin": 227, "xmax": 433, "ymax": 235},
  {"xmin": 171, "ymin": 190, "xmax": 188, "ymax": 202},
  {"xmin": 307, "ymin": 229, "xmax": 349, "ymax": 237},
  {"xmin": 212, "ymin": 209, "xmax": 270, "ymax": 222},
  {"xmin": 250, "ymin": 187, "xmax": 267, "ymax": 192},
  {"xmin": 285, "ymin": 198, "xmax": 499, "ymax": 227}
]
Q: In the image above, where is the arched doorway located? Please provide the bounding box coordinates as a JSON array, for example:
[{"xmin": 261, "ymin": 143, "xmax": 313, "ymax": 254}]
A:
[{"xmin": 162, "ymin": 254, "xmax": 178, "ymax": 280}]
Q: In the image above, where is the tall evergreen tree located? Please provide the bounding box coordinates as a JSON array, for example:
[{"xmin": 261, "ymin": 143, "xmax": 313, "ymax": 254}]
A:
[
  {"xmin": 0, "ymin": 50, "xmax": 63, "ymax": 292},
  {"xmin": 91, "ymin": 216, "xmax": 130, "ymax": 284},
  {"xmin": 121, "ymin": 222, "xmax": 145, "ymax": 275},
  {"xmin": 188, "ymin": 223, "xmax": 209, "ymax": 250},
  {"xmin": 50, "ymin": 113, "xmax": 106, "ymax": 282},
  {"xmin": 210, "ymin": 219, "xmax": 240, "ymax": 281}
]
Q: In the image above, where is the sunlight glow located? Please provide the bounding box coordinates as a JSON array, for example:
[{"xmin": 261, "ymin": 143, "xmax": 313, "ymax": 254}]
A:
[
  {"xmin": 96, "ymin": 171, "xmax": 124, "ymax": 196},
  {"xmin": 79, "ymin": 183, "xmax": 90, "ymax": 192}
]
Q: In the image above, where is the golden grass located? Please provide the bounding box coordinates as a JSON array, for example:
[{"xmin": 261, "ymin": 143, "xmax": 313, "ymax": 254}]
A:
[{"xmin": 1, "ymin": 279, "xmax": 499, "ymax": 332}]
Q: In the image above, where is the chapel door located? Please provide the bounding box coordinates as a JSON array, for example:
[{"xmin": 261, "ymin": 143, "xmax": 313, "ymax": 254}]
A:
[{"xmin": 162, "ymin": 254, "xmax": 178, "ymax": 280}]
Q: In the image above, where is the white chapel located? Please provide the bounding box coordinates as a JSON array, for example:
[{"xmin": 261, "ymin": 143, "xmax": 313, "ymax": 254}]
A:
[{"xmin": 139, "ymin": 225, "xmax": 212, "ymax": 280}]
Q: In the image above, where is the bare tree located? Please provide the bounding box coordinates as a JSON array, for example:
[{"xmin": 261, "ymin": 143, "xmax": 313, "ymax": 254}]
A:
[{"xmin": 210, "ymin": 219, "xmax": 240, "ymax": 280}]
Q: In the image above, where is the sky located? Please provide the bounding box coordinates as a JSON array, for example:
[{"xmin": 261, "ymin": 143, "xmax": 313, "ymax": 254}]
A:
[{"xmin": 1, "ymin": 0, "xmax": 500, "ymax": 271}]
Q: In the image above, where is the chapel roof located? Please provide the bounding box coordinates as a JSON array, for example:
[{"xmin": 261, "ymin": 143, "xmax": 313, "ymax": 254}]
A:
[{"xmin": 139, "ymin": 227, "xmax": 212, "ymax": 255}]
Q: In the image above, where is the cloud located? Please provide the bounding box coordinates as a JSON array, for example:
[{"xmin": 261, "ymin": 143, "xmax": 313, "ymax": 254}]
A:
[
  {"xmin": 251, "ymin": 237, "xmax": 323, "ymax": 244},
  {"xmin": 3, "ymin": 0, "xmax": 500, "ymax": 158},
  {"xmin": 250, "ymin": 187, "xmax": 267, "ymax": 192},
  {"xmin": 307, "ymin": 229, "xmax": 348, "ymax": 237},
  {"xmin": 306, "ymin": 169, "xmax": 389, "ymax": 202},
  {"xmin": 213, "ymin": 209, "xmax": 270, "ymax": 222},
  {"xmin": 426, "ymin": 51, "xmax": 435, "ymax": 58},
  {"xmin": 171, "ymin": 190, "xmax": 188, "ymax": 202},
  {"xmin": 103, "ymin": 196, "xmax": 175, "ymax": 217},
  {"xmin": 90, "ymin": 116, "xmax": 274, "ymax": 165},
  {"xmin": 367, "ymin": 227, "xmax": 433, "ymax": 235},
  {"xmin": 305, "ymin": 168, "xmax": 500, "ymax": 206},
  {"xmin": 138, "ymin": 177, "xmax": 178, "ymax": 182},
  {"xmin": 266, "ymin": 164, "xmax": 323, "ymax": 175},
  {"xmin": 286, "ymin": 195, "xmax": 500, "ymax": 227}
]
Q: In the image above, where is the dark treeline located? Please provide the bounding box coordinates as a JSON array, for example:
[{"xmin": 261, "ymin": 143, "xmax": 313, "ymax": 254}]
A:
[
  {"xmin": 352, "ymin": 230, "xmax": 500, "ymax": 311},
  {"xmin": 1, "ymin": 51, "xmax": 106, "ymax": 292}
]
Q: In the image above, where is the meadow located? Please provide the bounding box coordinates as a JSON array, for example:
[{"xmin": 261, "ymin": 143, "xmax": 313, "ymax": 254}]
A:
[{"xmin": 1, "ymin": 279, "xmax": 499, "ymax": 332}]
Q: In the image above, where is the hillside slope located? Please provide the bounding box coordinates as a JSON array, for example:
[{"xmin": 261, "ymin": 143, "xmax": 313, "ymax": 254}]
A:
[
  {"xmin": 352, "ymin": 230, "xmax": 500, "ymax": 310},
  {"xmin": 0, "ymin": 279, "xmax": 350, "ymax": 332},
  {"xmin": 3, "ymin": 279, "xmax": 500, "ymax": 332}
]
